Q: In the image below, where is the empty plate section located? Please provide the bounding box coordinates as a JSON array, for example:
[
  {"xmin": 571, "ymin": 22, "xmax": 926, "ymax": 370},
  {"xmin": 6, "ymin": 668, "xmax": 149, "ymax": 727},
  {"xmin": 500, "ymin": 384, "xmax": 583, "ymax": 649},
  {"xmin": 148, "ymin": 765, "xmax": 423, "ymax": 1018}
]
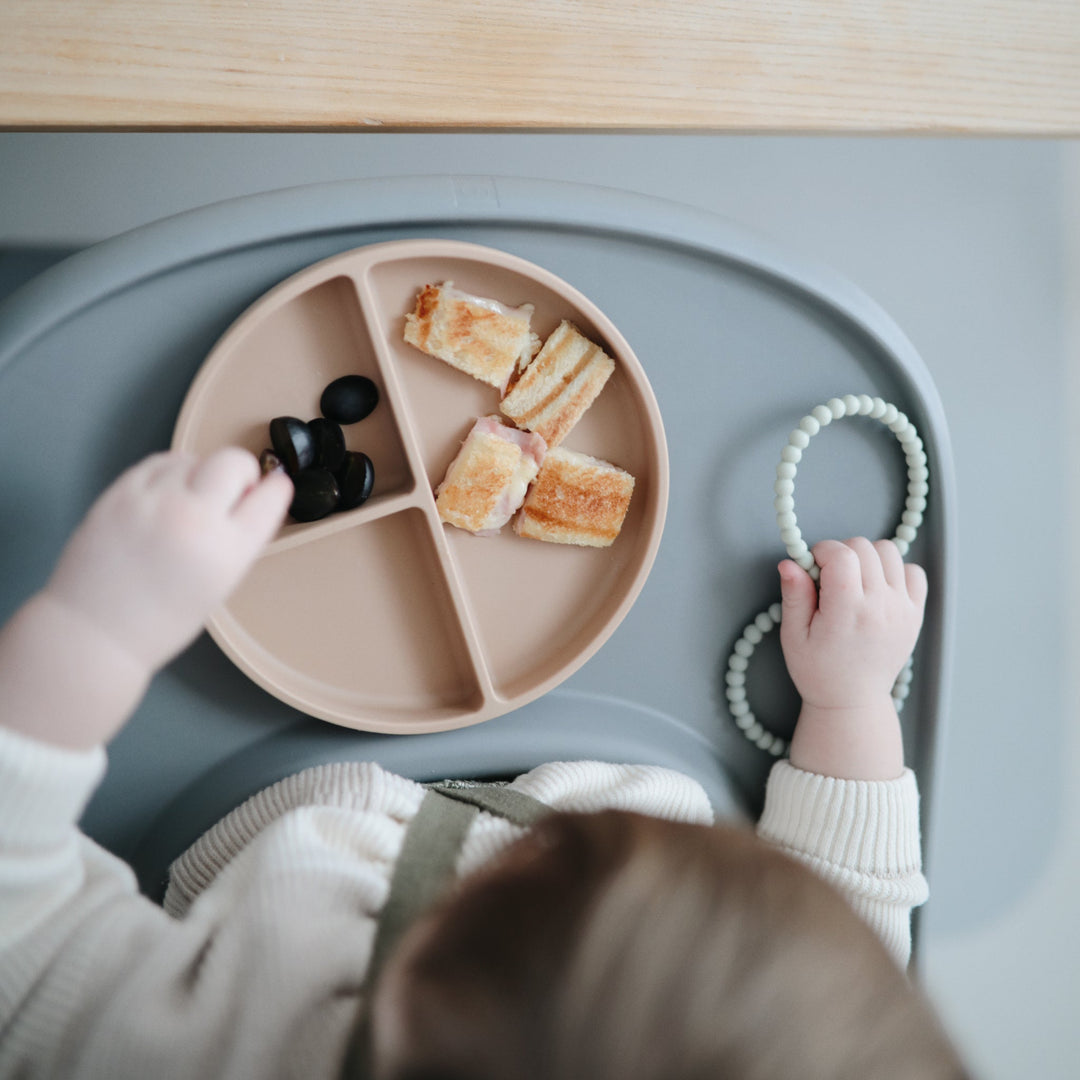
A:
[
  {"xmin": 363, "ymin": 254, "xmax": 619, "ymax": 489},
  {"xmin": 213, "ymin": 509, "xmax": 484, "ymax": 730},
  {"xmin": 174, "ymin": 275, "xmax": 414, "ymax": 543},
  {"xmin": 441, "ymin": 525, "xmax": 644, "ymax": 701}
]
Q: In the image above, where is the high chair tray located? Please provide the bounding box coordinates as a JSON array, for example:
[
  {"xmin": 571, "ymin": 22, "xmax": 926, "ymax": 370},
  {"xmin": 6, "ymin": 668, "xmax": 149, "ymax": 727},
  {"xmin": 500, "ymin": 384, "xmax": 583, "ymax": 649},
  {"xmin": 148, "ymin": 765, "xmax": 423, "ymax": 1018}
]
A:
[{"xmin": 0, "ymin": 176, "xmax": 955, "ymax": 863}]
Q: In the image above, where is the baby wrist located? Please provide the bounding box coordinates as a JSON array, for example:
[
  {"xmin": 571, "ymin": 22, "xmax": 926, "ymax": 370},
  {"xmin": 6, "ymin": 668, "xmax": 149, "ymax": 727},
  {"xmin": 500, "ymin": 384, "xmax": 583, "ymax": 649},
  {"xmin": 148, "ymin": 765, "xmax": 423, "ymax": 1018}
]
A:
[
  {"xmin": 0, "ymin": 591, "xmax": 152, "ymax": 749},
  {"xmin": 788, "ymin": 697, "xmax": 904, "ymax": 781}
]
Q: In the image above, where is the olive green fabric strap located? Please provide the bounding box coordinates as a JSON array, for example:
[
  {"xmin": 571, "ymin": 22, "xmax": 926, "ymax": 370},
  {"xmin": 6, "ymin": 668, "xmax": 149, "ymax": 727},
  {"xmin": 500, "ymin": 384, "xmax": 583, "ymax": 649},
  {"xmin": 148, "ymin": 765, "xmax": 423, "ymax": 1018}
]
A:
[
  {"xmin": 368, "ymin": 782, "xmax": 552, "ymax": 979},
  {"xmin": 342, "ymin": 781, "xmax": 552, "ymax": 1078},
  {"xmin": 366, "ymin": 788, "xmax": 479, "ymax": 981},
  {"xmin": 426, "ymin": 779, "xmax": 553, "ymax": 829}
]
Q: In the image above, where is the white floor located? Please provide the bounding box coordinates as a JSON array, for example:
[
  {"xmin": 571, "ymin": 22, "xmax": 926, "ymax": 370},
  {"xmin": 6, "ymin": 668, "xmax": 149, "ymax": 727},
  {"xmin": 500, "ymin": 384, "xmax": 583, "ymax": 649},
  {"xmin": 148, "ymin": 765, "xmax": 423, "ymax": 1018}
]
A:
[{"xmin": 1, "ymin": 134, "xmax": 1077, "ymax": 1079}]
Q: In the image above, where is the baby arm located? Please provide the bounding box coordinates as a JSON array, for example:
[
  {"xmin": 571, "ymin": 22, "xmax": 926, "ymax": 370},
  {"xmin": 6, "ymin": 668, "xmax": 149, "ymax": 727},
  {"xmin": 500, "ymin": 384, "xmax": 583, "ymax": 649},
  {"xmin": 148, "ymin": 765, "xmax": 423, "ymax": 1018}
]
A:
[
  {"xmin": 757, "ymin": 538, "xmax": 930, "ymax": 967},
  {"xmin": 0, "ymin": 449, "xmax": 292, "ymax": 750},
  {"xmin": 779, "ymin": 537, "xmax": 927, "ymax": 781}
]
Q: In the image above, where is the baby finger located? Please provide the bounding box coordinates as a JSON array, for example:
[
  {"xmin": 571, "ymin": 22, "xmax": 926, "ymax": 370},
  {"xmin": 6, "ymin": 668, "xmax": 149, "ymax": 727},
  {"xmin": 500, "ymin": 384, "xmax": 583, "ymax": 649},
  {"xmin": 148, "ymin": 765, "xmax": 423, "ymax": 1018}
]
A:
[
  {"xmin": 904, "ymin": 562, "xmax": 929, "ymax": 609},
  {"xmin": 873, "ymin": 538, "xmax": 906, "ymax": 589},
  {"xmin": 813, "ymin": 539, "xmax": 863, "ymax": 610},
  {"xmin": 188, "ymin": 448, "xmax": 261, "ymax": 510},
  {"xmin": 844, "ymin": 536, "xmax": 885, "ymax": 592},
  {"xmin": 232, "ymin": 471, "xmax": 293, "ymax": 548}
]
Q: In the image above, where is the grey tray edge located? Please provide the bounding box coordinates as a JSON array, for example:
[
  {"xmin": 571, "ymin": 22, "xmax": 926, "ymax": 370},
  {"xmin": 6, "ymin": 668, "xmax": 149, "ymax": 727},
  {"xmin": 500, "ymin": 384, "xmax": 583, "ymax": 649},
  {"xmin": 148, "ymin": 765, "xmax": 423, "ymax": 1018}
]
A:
[{"xmin": 130, "ymin": 687, "xmax": 746, "ymax": 901}]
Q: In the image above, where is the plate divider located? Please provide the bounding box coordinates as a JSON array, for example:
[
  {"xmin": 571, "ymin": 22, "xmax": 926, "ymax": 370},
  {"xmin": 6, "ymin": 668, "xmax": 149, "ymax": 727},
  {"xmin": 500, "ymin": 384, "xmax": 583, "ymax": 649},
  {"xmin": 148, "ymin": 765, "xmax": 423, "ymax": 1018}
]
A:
[
  {"xmin": 410, "ymin": 501, "xmax": 498, "ymax": 706},
  {"xmin": 262, "ymin": 490, "xmax": 423, "ymax": 557},
  {"xmin": 349, "ymin": 267, "xmax": 497, "ymax": 706}
]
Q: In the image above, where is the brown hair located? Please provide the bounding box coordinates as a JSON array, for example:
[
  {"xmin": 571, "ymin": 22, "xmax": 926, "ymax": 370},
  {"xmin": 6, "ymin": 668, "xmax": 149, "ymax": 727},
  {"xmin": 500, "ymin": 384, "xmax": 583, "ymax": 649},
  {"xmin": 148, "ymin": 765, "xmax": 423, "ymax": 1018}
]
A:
[{"xmin": 369, "ymin": 811, "xmax": 968, "ymax": 1080}]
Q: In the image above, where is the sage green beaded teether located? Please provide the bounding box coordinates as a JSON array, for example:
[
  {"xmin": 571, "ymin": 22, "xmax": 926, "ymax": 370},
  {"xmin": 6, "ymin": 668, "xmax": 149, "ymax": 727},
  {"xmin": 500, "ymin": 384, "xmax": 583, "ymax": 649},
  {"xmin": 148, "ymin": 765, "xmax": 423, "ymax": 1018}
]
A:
[{"xmin": 726, "ymin": 395, "xmax": 927, "ymax": 758}]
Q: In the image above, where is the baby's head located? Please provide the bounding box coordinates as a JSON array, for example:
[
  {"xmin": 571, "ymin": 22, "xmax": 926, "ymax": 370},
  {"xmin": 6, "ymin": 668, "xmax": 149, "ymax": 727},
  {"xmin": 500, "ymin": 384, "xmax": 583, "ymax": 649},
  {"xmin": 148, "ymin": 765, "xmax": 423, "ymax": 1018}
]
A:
[{"xmin": 367, "ymin": 811, "xmax": 968, "ymax": 1080}]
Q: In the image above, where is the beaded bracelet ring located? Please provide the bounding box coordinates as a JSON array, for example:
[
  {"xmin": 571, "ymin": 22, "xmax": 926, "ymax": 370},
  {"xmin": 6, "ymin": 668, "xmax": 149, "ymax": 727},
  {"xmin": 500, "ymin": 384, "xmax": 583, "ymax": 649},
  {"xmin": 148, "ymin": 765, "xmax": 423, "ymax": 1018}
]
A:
[{"xmin": 725, "ymin": 394, "xmax": 928, "ymax": 758}]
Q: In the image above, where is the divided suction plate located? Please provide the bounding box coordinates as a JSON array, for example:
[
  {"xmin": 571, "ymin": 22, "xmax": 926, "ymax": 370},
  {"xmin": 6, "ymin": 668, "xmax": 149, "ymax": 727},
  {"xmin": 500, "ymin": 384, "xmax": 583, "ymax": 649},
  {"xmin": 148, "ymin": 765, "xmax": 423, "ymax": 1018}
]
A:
[{"xmin": 172, "ymin": 240, "xmax": 669, "ymax": 734}]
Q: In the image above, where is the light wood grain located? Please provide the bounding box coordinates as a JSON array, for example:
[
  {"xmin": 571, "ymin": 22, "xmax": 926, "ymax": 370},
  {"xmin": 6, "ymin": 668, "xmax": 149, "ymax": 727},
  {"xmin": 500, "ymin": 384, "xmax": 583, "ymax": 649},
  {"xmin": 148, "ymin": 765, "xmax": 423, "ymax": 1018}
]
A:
[{"xmin": 1, "ymin": 1, "xmax": 1077, "ymax": 131}]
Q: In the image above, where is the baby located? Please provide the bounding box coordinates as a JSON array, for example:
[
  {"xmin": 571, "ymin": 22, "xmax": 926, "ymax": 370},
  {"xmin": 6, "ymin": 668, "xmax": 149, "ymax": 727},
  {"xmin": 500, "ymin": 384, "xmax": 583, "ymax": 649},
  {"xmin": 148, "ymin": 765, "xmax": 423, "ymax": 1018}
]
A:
[{"xmin": 0, "ymin": 448, "xmax": 968, "ymax": 1079}]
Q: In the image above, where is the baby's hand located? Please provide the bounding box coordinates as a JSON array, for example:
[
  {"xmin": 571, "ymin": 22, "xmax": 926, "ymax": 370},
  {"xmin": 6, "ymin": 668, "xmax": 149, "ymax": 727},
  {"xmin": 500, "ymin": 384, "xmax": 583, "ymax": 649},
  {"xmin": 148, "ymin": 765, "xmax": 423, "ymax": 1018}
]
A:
[
  {"xmin": 45, "ymin": 449, "xmax": 292, "ymax": 673},
  {"xmin": 779, "ymin": 538, "xmax": 927, "ymax": 712}
]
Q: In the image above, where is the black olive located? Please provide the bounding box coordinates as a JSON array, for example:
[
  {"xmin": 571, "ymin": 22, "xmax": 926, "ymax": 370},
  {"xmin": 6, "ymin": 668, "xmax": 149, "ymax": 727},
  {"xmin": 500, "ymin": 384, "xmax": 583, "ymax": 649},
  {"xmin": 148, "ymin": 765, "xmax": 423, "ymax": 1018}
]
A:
[
  {"xmin": 320, "ymin": 375, "xmax": 379, "ymax": 424},
  {"xmin": 269, "ymin": 417, "xmax": 315, "ymax": 475},
  {"xmin": 289, "ymin": 468, "xmax": 340, "ymax": 522},
  {"xmin": 336, "ymin": 451, "xmax": 375, "ymax": 510},
  {"xmin": 258, "ymin": 449, "xmax": 284, "ymax": 476},
  {"xmin": 308, "ymin": 417, "xmax": 347, "ymax": 472}
]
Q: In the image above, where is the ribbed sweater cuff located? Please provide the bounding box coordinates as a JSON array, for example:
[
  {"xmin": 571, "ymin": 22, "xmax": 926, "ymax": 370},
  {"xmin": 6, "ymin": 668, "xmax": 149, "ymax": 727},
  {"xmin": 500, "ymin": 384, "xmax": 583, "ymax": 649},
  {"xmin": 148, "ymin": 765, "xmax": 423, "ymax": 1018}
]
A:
[
  {"xmin": 0, "ymin": 726, "xmax": 106, "ymax": 845},
  {"xmin": 756, "ymin": 761, "xmax": 922, "ymax": 877}
]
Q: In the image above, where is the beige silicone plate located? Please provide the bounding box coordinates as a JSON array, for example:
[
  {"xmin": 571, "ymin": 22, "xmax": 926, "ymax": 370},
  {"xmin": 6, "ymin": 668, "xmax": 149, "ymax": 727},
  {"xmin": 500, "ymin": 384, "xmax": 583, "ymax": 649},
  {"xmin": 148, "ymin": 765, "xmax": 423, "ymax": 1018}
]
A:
[{"xmin": 172, "ymin": 239, "xmax": 668, "ymax": 734}]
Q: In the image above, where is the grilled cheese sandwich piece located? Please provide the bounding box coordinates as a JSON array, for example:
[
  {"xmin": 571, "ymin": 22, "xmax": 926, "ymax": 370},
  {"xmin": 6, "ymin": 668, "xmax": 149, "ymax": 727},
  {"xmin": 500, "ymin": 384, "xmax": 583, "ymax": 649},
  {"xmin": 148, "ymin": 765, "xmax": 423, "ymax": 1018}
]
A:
[
  {"xmin": 499, "ymin": 321, "xmax": 615, "ymax": 447},
  {"xmin": 404, "ymin": 282, "xmax": 541, "ymax": 391},
  {"xmin": 436, "ymin": 416, "xmax": 547, "ymax": 535},
  {"xmin": 515, "ymin": 446, "xmax": 634, "ymax": 547}
]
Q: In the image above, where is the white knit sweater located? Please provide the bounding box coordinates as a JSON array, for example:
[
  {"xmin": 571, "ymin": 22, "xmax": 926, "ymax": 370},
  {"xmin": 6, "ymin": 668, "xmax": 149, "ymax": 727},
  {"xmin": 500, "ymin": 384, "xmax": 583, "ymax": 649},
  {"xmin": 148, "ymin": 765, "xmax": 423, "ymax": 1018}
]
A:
[{"xmin": 0, "ymin": 725, "xmax": 927, "ymax": 1079}]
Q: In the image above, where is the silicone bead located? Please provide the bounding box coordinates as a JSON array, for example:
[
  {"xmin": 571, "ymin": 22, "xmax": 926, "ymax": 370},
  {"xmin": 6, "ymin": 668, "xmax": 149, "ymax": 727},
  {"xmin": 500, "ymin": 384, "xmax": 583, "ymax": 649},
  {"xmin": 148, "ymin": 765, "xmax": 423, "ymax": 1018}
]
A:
[
  {"xmin": 781, "ymin": 445, "xmax": 802, "ymax": 464},
  {"xmin": 902, "ymin": 510, "xmax": 923, "ymax": 528},
  {"xmin": 827, "ymin": 398, "xmax": 846, "ymax": 419},
  {"xmin": 776, "ymin": 462, "xmax": 798, "ymax": 480},
  {"xmin": 909, "ymin": 481, "xmax": 929, "ymax": 497},
  {"xmin": 726, "ymin": 669, "xmax": 746, "ymax": 686},
  {"xmin": 774, "ymin": 495, "xmax": 795, "ymax": 513},
  {"xmin": 730, "ymin": 699, "xmax": 750, "ymax": 717},
  {"xmin": 857, "ymin": 394, "xmax": 874, "ymax": 414},
  {"xmin": 893, "ymin": 537, "xmax": 910, "ymax": 556},
  {"xmin": 897, "ymin": 425, "xmax": 918, "ymax": 444},
  {"xmin": 842, "ymin": 394, "xmax": 861, "ymax": 415},
  {"xmin": 729, "ymin": 655, "xmax": 749, "ymax": 673},
  {"xmin": 889, "ymin": 411, "xmax": 909, "ymax": 433},
  {"xmin": 780, "ymin": 527, "xmax": 802, "ymax": 546},
  {"xmin": 881, "ymin": 404, "xmax": 899, "ymax": 425},
  {"xmin": 811, "ymin": 405, "xmax": 833, "ymax": 427},
  {"xmin": 906, "ymin": 495, "xmax": 927, "ymax": 512},
  {"xmin": 745, "ymin": 722, "xmax": 764, "ymax": 741},
  {"xmin": 799, "ymin": 415, "xmax": 820, "ymax": 437},
  {"xmin": 755, "ymin": 731, "xmax": 774, "ymax": 750},
  {"xmin": 768, "ymin": 603, "xmax": 782, "ymax": 623},
  {"xmin": 896, "ymin": 524, "xmax": 917, "ymax": 542},
  {"xmin": 789, "ymin": 429, "xmax": 810, "ymax": 449},
  {"xmin": 776, "ymin": 511, "xmax": 798, "ymax": 530},
  {"xmin": 768, "ymin": 736, "xmax": 787, "ymax": 756},
  {"xmin": 734, "ymin": 639, "xmax": 754, "ymax": 658},
  {"xmin": 906, "ymin": 448, "xmax": 928, "ymax": 467},
  {"xmin": 743, "ymin": 625, "xmax": 763, "ymax": 646},
  {"xmin": 870, "ymin": 397, "xmax": 887, "ymax": 418},
  {"xmin": 774, "ymin": 478, "xmax": 795, "ymax": 497},
  {"xmin": 736, "ymin": 712, "xmax": 755, "ymax": 730},
  {"xmin": 797, "ymin": 552, "xmax": 816, "ymax": 571},
  {"xmin": 726, "ymin": 685, "xmax": 747, "ymax": 702},
  {"xmin": 755, "ymin": 612, "xmax": 774, "ymax": 633},
  {"xmin": 786, "ymin": 539, "xmax": 809, "ymax": 559},
  {"xmin": 910, "ymin": 466, "xmax": 929, "ymax": 482}
]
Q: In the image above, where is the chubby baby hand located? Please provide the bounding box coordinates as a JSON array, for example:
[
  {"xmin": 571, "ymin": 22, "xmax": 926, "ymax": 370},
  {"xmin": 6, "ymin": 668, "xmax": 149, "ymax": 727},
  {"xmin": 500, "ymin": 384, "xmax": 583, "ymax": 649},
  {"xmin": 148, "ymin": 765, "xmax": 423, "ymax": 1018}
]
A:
[
  {"xmin": 45, "ymin": 449, "xmax": 292, "ymax": 673},
  {"xmin": 778, "ymin": 538, "xmax": 927, "ymax": 712}
]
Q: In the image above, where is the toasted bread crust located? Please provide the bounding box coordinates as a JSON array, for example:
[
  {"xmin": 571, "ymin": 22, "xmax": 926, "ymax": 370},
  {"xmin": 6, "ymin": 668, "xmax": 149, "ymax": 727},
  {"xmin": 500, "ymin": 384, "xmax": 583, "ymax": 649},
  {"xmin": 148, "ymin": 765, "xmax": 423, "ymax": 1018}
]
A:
[
  {"xmin": 515, "ymin": 447, "xmax": 634, "ymax": 547},
  {"xmin": 500, "ymin": 321, "xmax": 615, "ymax": 446},
  {"xmin": 404, "ymin": 283, "xmax": 539, "ymax": 390}
]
